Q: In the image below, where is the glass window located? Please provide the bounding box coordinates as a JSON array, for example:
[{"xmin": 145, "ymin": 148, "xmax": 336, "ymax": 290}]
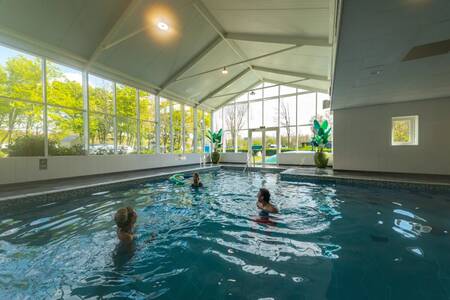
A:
[
  {"xmin": 235, "ymin": 102, "xmax": 248, "ymax": 130},
  {"xmin": 89, "ymin": 112, "xmax": 114, "ymax": 155},
  {"xmin": 172, "ymin": 103, "xmax": 182, "ymax": 153},
  {"xmin": 223, "ymin": 105, "xmax": 234, "ymax": 131},
  {"xmin": 249, "ymin": 101, "xmax": 262, "ymax": 129},
  {"xmin": 391, "ymin": 116, "xmax": 418, "ymax": 146},
  {"xmin": 116, "ymin": 84, "xmax": 137, "ymax": 154},
  {"xmin": 280, "ymin": 85, "xmax": 297, "ymax": 96},
  {"xmin": 184, "ymin": 105, "xmax": 194, "ymax": 153},
  {"xmin": 47, "ymin": 61, "xmax": 82, "ymax": 109},
  {"xmin": 139, "ymin": 90, "xmax": 155, "ymax": 122},
  {"xmin": 159, "ymin": 98, "xmax": 171, "ymax": 153},
  {"xmin": 88, "ymin": 75, "xmax": 113, "ymax": 114},
  {"xmin": 298, "ymin": 93, "xmax": 316, "ymax": 125},
  {"xmin": 48, "ymin": 106, "xmax": 84, "ymax": 155},
  {"xmin": 280, "ymin": 127, "xmax": 296, "ymax": 151},
  {"xmin": 0, "ymin": 45, "xmax": 42, "ymax": 102},
  {"xmin": 236, "ymin": 92, "xmax": 248, "ymax": 103},
  {"xmin": 264, "ymin": 99, "xmax": 278, "ymax": 127},
  {"xmin": 298, "ymin": 125, "xmax": 313, "ymax": 151},
  {"xmin": 204, "ymin": 111, "xmax": 211, "ymax": 152},
  {"xmin": 0, "ymin": 99, "xmax": 44, "ymax": 157},
  {"xmin": 237, "ymin": 130, "xmax": 248, "ymax": 152},
  {"xmin": 138, "ymin": 90, "xmax": 155, "ymax": 154},
  {"xmin": 196, "ymin": 109, "xmax": 204, "ymax": 152},
  {"xmin": 249, "ymin": 83, "xmax": 263, "ymax": 100},
  {"xmin": 140, "ymin": 121, "xmax": 155, "ymax": 154},
  {"xmin": 263, "ymin": 82, "xmax": 278, "ymax": 98},
  {"xmin": 213, "ymin": 108, "xmax": 222, "ymax": 131},
  {"xmin": 224, "ymin": 131, "xmax": 234, "ymax": 152},
  {"xmin": 280, "ymin": 96, "xmax": 296, "ymax": 128}
]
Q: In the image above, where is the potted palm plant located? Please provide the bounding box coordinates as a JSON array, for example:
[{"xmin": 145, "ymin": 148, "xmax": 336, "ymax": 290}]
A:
[
  {"xmin": 206, "ymin": 129, "xmax": 223, "ymax": 164},
  {"xmin": 311, "ymin": 119, "xmax": 331, "ymax": 168}
]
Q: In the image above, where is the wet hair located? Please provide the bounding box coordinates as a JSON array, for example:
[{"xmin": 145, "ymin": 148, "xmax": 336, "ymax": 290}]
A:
[
  {"xmin": 114, "ymin": 207, "xmax": 136, "ymax": 229},
  {"xmin": 259, "ymin": 188, "xmax": 271, "ymax": 202},
  {"xmin": 193, "ymin": 172, "xmax": 199, "ymax": 178}
]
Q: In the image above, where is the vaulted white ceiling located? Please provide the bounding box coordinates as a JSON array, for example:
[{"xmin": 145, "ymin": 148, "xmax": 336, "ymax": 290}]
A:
[
  {"xmin": 332, "ymin": 0, "xmax": 450, "ymax": 110},
  {"xmin": 0, "ymin": 0, "xmax": 336, "ymax": 110}
]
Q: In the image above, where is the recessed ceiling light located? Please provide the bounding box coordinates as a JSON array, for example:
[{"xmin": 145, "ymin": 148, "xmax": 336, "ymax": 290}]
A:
[
  {"xmin": 157, "ymin": 21, "xmax": 169, "ymax": 31},
  {"xmin": 221, "ymin": 67, "xmax": 228, "ymax": 75}
]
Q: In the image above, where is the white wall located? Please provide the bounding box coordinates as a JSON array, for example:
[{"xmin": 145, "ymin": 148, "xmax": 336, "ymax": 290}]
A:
[
  {"xmin": 218, "ymin": 151, "xmax": 333, "ymax": 166},
  {"xmin": 278, "ymin": 152, "xmax": 333, "ymax": 166},
  {"xmin": 333, "ymin": 97, "xmax": 450, "ymax": 175},
  {"xmin": 0, "ymin": 154, "xmax": 203, "ymax": 185}
]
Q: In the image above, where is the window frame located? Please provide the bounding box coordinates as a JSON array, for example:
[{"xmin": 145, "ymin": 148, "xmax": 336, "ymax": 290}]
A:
[{"xmin": 391, "ymin": 115, "xmax": 419, "ymax": 146}]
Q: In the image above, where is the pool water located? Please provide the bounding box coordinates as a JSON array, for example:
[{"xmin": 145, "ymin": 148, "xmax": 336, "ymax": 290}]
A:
[{"xmin": 0, "ymin": 170, "xmax": 449, "ymax": 299}]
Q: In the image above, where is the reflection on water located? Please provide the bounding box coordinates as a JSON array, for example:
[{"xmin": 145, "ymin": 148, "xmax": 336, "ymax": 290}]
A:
[{"xmin": 0, "ymin": 170, "xmax": 449, "ymax": 299}]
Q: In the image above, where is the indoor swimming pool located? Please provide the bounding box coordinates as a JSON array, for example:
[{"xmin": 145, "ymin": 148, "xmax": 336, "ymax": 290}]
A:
[{"xmin": 0, "ymin": 170, "xmax": 449, "ymax": 299}]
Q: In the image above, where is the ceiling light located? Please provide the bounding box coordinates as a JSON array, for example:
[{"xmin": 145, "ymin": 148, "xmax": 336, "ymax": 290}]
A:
[
  {"xmin": 157, "ymin": 21, "xmax": 169, "ymax": 31},
  {"xmin": 250, "ymin": 90, "xmax": 255, "ymax": 95},
  {"xmin": 221, "ymin": 67, "xmax": 228, "ymax": 75}
]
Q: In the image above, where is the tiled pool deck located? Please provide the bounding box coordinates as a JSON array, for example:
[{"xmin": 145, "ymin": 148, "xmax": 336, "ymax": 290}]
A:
[{"xmin": 1, "ymin": 164, "xmax": 450, "ymax": 205}]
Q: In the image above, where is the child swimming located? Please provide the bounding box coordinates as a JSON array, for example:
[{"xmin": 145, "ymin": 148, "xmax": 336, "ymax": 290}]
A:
[
  {"xmin": 114, "ymin": 207, "xmax": 137, "ymax": 242},
  {"xmin": 256, "ymin": 188, "xmax": 278, "ymax": 216},
  {"xmin": 191, "ymin": 172, "xmax": 203, "ymax": 188}
]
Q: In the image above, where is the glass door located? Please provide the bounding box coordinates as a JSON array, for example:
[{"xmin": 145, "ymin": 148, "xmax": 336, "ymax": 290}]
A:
[
  {"xmin": 248, "ymin": 128, "xmax": 279, "ymax": 166},
  {"xmin": 264, "ymin": 130, "xmax": 277, "ymax": 165}
]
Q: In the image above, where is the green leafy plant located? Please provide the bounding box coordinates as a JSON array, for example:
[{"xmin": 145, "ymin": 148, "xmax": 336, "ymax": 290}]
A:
[
  {"xmin": 206, "ymin": 129, "xmax": 223, "ymax": 152},
  {"xmin": 7, "ymin": 135, "xmax": 85, "ymax": 156},
  {"xmin": 311, "ymin": 120, "xmax": 331, "ymax": 152}
]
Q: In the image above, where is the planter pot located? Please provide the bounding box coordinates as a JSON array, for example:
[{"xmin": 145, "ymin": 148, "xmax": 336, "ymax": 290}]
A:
[
  {"xmin": 211, "ymin": 151, "xmax": 221, "ymax": 164},
  {"xmin": 314, "ymin": 151, "xmax": 329, "ymax": 168}
]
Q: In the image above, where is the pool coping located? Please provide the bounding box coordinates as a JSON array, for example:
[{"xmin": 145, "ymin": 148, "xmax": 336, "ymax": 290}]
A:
[
  {"xmin": 0, "ymin": 166, "xmax": 220, "ymax": 206},
  {"xmin": 279, "ymin": 169, "xmax": 450, "ymax": 191}
]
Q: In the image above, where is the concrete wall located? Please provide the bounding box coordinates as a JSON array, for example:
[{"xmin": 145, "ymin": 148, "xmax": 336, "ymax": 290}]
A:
[
  {"xmin": 333, "ymin": 97, "xmax": 450, "ymax": 175},
  {"xmin": 0, "ymin": 154, "xmax": 203, "ymax": 185}
]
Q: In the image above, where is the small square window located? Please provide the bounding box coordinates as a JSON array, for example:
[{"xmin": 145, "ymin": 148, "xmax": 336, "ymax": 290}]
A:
[{"xmin": 391, "ymin": 115, "xmax": 419, "ymax": 146}]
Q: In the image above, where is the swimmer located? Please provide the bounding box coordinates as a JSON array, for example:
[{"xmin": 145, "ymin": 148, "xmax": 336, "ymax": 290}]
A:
[
  {"xmin": 191, "ymin": 172, "xmax": 203, "ymax": 188},
  {"xmin": 256, "ymin": 188, "xmax": 278, "ymax": 216},
  {"xmin": 114, "ymin": 207, "xmax": 137, "ymax": 242}
]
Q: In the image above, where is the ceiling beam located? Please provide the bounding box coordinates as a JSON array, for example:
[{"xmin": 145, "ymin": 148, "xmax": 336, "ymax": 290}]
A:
[
  {"xmin": 252, "ymin": 65, "xmax": 329, "ymax": 82},
  {"xmin": 225, "ymin": 33, "xmax": 331, "ymax": 47},
  {"xmin": 265, "ymin": 79, "xmax": 328, "ymax": 94},
  {"xmin": 198, "ymin": 68, "xmax": 250, "ymax": 104},
  {"xmin": 210, "ymin": 79, "xmax": 308, "ymax": 99},
  {"xmin": 192, "ymin": 0, "xmax": 263, "ymax": 82},
  {"xmin": 86, "ymin": 0, "xmax": 142, "ymax": 68},
  {"xmin": 174, "ymin": 45, "xmax": 300, "ymax": 82},
  {"xmin": 218, "ymin": 81, "xmax": 262, "ymax": 108},
  {"xmin": 156, "ymin": 36, "xmax": 222, "ymax": 95}
]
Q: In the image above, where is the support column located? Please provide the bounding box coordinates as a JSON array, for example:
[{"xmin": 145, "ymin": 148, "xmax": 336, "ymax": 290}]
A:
[
  {"xmin": 82, "ymin": 71, "xmax": 89, "ymax": 154},
  {"xmin": 155, "ymin": 95, "xmax": 160, "ymax": 154},
  {"xmin": 42, "ymin": 58, "xmax": 48, "ymax": 157},
  {"xmin": 136, "ymin": 88, "xmax": 140, "ymax": 153},
  {"xmin": 113, "ymin": 83, "xmax": 117, "ymax": 154}
]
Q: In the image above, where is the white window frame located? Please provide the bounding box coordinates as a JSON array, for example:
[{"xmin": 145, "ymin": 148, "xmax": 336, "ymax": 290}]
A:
[{"xmin": 391, "ymin": 115, "xmax": 419, "ymax": 146}]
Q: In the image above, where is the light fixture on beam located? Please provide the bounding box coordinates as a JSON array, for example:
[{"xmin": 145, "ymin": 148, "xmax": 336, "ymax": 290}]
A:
[
  {"xmin": 221, "ymin": 67, "xmax": 228, "ymax": 75},
  {"xmin": 250, "ymin": 90, "xmax": 255, "ymax": 95}
]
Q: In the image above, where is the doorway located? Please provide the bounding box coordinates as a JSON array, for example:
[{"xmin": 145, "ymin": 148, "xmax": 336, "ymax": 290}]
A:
[{"xmin": 248, "ymin": 127, "xmax": 280, "ymax": 166}]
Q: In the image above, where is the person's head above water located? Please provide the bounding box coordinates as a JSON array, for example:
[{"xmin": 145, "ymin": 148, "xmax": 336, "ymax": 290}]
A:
[
  {"xmin": 192, "ymin": 172, "xmax": 203, "ymax": 187},
  {"xmin": 193, "ymin": 172, "xmax": 200, "ymax": 183},
  {"xmin": 258, "ymin": 188, "xmax": 271, "ymax": 203},
  {"xmin": 114, "ymin": 207, "xmax": 137, "ymax": 232}
]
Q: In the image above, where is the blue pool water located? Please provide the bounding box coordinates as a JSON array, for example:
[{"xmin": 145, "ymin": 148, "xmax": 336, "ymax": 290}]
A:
[{"xmin": 0, "ymin": 170, "xmax": 449, "ymax": 299}]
